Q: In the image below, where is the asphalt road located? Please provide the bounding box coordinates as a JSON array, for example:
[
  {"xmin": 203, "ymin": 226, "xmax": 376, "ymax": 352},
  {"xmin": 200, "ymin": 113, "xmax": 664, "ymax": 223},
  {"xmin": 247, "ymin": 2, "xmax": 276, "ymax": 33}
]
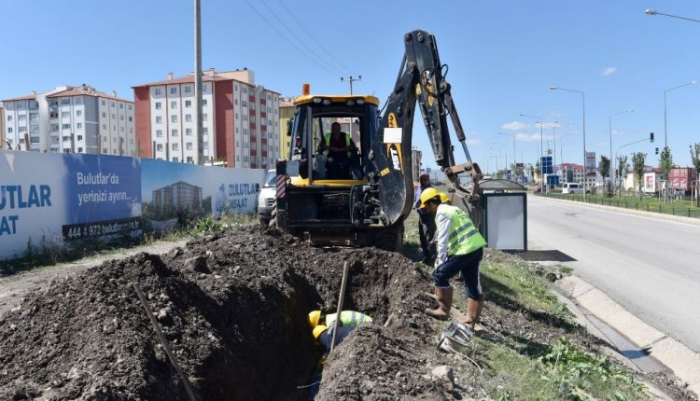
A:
[{"xmin": 527, "ymin": 195, "xmax": 700, "ymax": 354}]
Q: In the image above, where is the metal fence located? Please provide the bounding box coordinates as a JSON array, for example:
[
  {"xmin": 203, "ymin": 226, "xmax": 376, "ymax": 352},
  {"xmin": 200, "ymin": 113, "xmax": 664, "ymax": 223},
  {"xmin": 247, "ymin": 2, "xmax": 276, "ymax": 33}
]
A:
[{"xmin": 537, "ymin": 192, "xmax": 700, "ymax": 219}]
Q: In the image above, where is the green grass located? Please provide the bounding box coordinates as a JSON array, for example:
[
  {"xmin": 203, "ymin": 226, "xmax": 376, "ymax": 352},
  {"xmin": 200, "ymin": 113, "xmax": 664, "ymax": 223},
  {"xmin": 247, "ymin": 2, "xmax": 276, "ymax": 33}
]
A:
[
  {"xmin": 0, "ymin": 213, "xmax": 258, "ymax": 276},
  {"xmin": 541, "ymin": 192, "xmax": 700, "ymax": 218}
]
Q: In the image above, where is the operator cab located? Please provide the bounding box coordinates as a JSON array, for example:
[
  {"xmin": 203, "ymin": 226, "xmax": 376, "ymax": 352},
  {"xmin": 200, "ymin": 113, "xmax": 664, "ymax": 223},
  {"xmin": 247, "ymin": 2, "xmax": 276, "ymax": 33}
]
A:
[{"xmin": 287, "ymin": 94, "xmax": 380, "ymax": 186}]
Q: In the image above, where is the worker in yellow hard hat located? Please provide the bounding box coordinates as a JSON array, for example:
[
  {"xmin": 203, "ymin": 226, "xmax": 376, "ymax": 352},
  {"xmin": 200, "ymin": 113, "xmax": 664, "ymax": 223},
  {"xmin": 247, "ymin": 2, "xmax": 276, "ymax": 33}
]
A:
[
  {"xmin": 420, "ymin": 187, "xmax": 487, "ymax": 329},
  {"xmin": 308, "ymin": 310, "xmax": 373, "ymax": 351},
  {"xmin": 413, "ymin": 175, "xmax": 437, "ymax": 265},
  {"xmin": 308, "ymin": 310, "xmax": 373, "ymax": 329}
]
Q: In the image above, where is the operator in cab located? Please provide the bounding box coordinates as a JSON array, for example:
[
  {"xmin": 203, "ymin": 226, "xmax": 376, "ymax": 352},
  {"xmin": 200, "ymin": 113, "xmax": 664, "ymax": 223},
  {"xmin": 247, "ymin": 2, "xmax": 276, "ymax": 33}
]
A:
[{"xmin": 318, "ymin": 122, "xmax": 357, "ymax": 179}]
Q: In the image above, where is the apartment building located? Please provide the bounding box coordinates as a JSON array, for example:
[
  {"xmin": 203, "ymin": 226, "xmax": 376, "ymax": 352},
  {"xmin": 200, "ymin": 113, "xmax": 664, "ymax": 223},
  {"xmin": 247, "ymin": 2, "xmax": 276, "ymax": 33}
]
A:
[
  {"xmin": 0, "ymin": 104, "xmax": 4, "ymax": 148},
  {"xmin": 132, "ymin": 68, "xmax": 281, "ymax": 168},
  {"xmin": 1, "ymin": 85, "xmax": 135, "ymax": 155}
]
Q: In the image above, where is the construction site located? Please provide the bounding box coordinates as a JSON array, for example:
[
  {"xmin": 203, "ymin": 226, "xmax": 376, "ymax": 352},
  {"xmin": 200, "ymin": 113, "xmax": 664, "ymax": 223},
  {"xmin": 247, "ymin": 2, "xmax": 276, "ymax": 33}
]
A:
[{"xmin": 0, "ymin": 224, "xmax": 696, "ymax": 401}]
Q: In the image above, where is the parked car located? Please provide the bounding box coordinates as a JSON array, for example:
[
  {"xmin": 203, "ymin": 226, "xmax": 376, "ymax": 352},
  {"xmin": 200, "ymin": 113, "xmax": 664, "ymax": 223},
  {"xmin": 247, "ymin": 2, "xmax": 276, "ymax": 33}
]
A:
[{"xmin": 257, "ymin": 169, "xmax": 277, "ymax": 226}]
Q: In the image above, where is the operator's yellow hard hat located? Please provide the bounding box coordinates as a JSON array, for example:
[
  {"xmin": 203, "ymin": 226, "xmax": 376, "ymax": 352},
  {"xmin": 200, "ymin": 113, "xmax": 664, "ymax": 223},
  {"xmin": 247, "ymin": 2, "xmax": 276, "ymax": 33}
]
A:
[
  {"xmin": 420, "ymin": 187, "xmax": 441, "ymax": 208},
  {"xmin": 439, "ymin": 192, "xmax": 450, "ymax": 204},
  {"xmin": 313, "ymin": 325, "xmax": 328, "ymax": 339},
  {"xmin": 308, "ymin": 310, "xmax": 321, "ymax": 328}
]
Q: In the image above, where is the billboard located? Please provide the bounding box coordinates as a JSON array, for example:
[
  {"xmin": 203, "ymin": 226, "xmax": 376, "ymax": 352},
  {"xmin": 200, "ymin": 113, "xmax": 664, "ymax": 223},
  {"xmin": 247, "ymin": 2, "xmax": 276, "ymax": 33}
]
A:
[
  {"xmin": 585, "ymin": 152, "xmax": 596, "ymax": 177},
  {"xmin": 1, "ymin": 150, "xmax": 265, "ymax": 260}
]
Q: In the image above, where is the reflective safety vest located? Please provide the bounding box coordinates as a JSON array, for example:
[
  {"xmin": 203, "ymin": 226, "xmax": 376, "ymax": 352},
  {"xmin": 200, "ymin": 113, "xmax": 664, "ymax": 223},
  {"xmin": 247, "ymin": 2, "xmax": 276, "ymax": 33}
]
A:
[
  {"xmin": 440, "ymin": 204, "xmax": 486, "ymax": 256},
  {"xmin": 323, "ymin": 132, "xmax": 353, "ymax": 158},
  {"xmin": 325, "ymin": 311, "xmax": 373, "ymax": 328}
]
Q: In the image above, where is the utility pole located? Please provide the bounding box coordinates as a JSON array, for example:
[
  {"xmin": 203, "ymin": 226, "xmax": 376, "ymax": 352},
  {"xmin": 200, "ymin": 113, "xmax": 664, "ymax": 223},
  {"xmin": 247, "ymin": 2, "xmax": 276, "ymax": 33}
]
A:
[
  {"xmin": 195, "ymin": 0, "xmax": 204, "ymax": 164},
  {"xmin": 340, "ymin": 75, "xmax": 362, "ymax": 95}
]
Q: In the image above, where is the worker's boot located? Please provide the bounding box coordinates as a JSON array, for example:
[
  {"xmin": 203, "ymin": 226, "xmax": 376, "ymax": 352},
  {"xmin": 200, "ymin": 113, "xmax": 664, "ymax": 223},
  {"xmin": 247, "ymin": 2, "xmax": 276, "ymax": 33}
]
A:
[
  {"xmin": 425, "ymin": 287, "xmax": 453, "ymax": 320},
  {"xmin": 464, "ymin": 294, "xmax": 485, "ymax": 330}
]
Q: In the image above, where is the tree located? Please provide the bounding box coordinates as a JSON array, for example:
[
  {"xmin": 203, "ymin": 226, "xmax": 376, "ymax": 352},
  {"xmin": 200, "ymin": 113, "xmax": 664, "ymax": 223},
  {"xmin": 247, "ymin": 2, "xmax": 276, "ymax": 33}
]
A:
[
  {"xmin": 631, "ymin": 152, "xmax": 647, "ymax": 200},
  {"xmin": 598, "ymin": 155, "xmax": 612, "ymax": 197},
  {"xmin": 616, "ymin": 155, "xmax": 629, "ymax": 197},
  {"xmin": 510, "ymin": 162, "xmax": 524, "ymax": 181},
  {"xmin": 659, "ymin": 146, "xmax": 674, "ymax": 180},
  {"xmin": 691, "ymin": 143, "xmax": 700, "ymax": 207}
]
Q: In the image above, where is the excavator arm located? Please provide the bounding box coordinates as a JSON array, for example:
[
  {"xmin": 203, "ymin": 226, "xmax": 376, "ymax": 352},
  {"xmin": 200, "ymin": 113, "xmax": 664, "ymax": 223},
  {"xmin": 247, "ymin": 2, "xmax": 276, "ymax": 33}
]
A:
[{"xmin": 370, "ymin": 30, "xmax": 483, "ymax": 228}]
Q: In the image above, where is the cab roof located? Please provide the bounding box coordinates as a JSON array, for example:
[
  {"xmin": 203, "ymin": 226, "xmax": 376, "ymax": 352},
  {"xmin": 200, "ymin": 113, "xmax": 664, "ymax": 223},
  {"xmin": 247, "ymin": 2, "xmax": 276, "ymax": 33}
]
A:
[{"xmin": 294, "ymin": 94, "xmax": 380, "ymax": 106}]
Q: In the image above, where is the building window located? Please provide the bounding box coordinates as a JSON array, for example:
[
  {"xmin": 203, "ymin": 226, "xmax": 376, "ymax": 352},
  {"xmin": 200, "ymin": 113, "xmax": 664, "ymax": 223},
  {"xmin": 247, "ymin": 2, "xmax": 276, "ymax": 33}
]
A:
[
  {"xmin": 185, "ymin": 128, "xmax": 192, "ymax": 136},
  {"xmin": 128, "ymin": 116, "xmax": 133, "ymax": 122},
  {"xmin": 202, "ymin": 99, "xmax": 208, "ymax": 106},
  {"xmin": 61, "ymin": 124, "xmax": 70, "ymax": 130},
  {"xmin": 76, "ymin": 110, "xmax": 82, "ymax": 117},
  {"xmin": 235, "ymin": 99, "xmax": 238, "ymax": 105},
  {"xmin": 185, "ymin": 114, "xmax": 192, "ymax": 122},
  {"xmin": 171, "ymin": 115, "xmax": 178, "ymax": 123},
  {"xmin": 61, "ymin": 98, "xmax": 70, "ymax": 105},
  {"xmin": 171, "ymin": 101, "xmax": 177, "ymax": 109},
  {"xmin": 128, "ymin": 105, "xmax": 132, "ymax": 110},
  {"xmin": 170, "ymin": 87, "xmax": 177, "ymax": 94},
  {"xmin": 203, "ymin": 113, "xmax": 208, "ymax": 121},
  {"xmin": 77, "ymin": 123, "xmax": 82, "ymax": 129},
  {"xmin": 61, "ymin": 112, "xmax": 69, "ymax": 118},
  {"xmin": 156, "ymin": 130, "xmax": 163, "ymax": 138},
  {"xmin": 156, "ymin": 116, "xmax": 162, "ymax": 124},
  {"xmin": 173, "ymin": 157, "xmax": 179, "ymax": 162},
  {"xmin": 78, "ymin": 147, "xmax": 83, "ymax": 153},
  {"xmin": 185, "ymin": 86, "xmax": 192, "ymax": 93},
  {"xmin": 171, "ymin": 129, "xmax": 178, "ymax": 136},
  {"xmin": 172, "ymin": 143, "xmax": 179, "ymax": 151},
  {"xmin": 242, "ymin": 100, "xmax": 248, "ymax": 107},
  {"xmin": 156, "ymin": 144, "xmax": 163, "ymax": 151},
  {"xmin": 154, "ymin": 88, "xmax": 162, "ymax": 95},
  {"xmin": 101, "ymin": 100, "xmax": 106, "ymax": 106},
  {"xmin": 119, "ymin": 104, "xmax": 123, "ymax": 109},
  {"xmin": 186, "ymin": 142, "xmax": 193, "ymax": 150},
  {"xmin": 155, "ymin": 102, "xmax": 162, "ymax": 110},
  {"xmin": 185, "ymin": 100, "xmax": 192, "ymax": 108}
]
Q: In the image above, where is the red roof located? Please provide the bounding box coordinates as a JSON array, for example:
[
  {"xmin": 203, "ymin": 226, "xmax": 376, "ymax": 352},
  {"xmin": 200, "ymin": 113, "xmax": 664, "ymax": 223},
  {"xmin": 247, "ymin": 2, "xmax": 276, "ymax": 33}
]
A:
[
  {"xmin": 46, "ymin": 87, "xmax": 132, "ymax": 103},
  {"xmin": 132, "ymin": 75, "xmax": 225, "ymax": 88},
  {"xmin": 2, "ymin": 94, "xmax": 37, "ymax": 102}
]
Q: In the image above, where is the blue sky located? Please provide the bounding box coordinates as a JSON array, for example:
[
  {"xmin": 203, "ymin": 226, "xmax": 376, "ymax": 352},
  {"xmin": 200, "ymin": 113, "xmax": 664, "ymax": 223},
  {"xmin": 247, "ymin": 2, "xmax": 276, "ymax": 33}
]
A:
[{"xmin": 3, "ymin": 1, "xmax": 700, "ymax": 173}]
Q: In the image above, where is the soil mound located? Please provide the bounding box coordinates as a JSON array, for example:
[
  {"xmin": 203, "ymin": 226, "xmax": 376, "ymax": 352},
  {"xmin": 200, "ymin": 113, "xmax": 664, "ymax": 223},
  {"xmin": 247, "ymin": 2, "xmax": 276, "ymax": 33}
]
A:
[{"xmin": 0, "ymin": 226, "xmax": 450, "ymax": 400}]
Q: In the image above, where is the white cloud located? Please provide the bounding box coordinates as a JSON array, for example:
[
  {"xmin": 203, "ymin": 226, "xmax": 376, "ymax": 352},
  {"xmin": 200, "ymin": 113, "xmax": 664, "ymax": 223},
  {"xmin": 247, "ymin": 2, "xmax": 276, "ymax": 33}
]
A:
[
  {"xmin": 602, "ymin": 67, "xmax": 617, "ymax": 76},
  {"xmin": 466, "ymin": 139, "xmax": 483, "ymax": 147},
  {"xmin": 501, "ymin": 121, "xmax": 529, "ymax": 131},
  {"xmin": 514, "ymin": 132, "xmax": 541, "ymax": 142}
]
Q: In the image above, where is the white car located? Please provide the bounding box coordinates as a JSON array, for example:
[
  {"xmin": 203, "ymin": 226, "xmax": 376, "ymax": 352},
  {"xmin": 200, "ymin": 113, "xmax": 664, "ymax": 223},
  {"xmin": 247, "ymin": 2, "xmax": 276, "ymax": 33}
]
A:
[
  {"xmin": 562, "ymin": 182, "xmax": 590, "ymax": 194},
  {"xmin": 257, "ymin": 169, "xmax": 277, "ymax": 225}
]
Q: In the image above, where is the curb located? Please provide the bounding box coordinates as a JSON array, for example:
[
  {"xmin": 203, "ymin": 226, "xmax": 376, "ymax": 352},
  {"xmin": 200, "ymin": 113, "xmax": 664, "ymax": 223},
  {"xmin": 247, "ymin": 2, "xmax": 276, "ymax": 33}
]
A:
[{"xmin": 558, "ymin": 275, "xmax": 700, "ymax": 398}]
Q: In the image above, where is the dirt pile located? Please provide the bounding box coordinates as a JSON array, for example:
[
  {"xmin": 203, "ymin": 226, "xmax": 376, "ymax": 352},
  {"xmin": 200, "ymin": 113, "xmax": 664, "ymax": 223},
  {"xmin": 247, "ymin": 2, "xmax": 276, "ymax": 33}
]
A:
[{"xmin": 0, "ymin": 226, "xmax": 453, "ymax": 400}]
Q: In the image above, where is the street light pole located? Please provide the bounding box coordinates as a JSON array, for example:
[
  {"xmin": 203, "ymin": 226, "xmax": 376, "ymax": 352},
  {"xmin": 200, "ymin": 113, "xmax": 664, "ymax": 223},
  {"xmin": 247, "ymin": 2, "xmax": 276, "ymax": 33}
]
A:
[
  {"xmin": 608, "ymin": 109, "xmax": 633, "ymax": 190},
  {"xmin": 519, "ymin": 113, "xmax": 544, "ymax": 188},
  {"xmin": 498, "ymin": 132, "xmax": 517, "ymax": 179},
  {"xmin": 645, "ymin": 9, "xmax": 700, "ymax": 24},
  {"xmin": 664, "ymin": 80, "xmax": 696, "ymax": 150},
  {"xmin": 550, "ymin": 86, "xmax": 587, "ymax": 201}
]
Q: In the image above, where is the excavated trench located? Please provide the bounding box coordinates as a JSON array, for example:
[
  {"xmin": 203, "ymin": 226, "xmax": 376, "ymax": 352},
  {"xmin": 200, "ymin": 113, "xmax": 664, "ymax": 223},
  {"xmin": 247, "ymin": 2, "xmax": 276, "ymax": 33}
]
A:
[{"xmin": 0, "ymin": 226, "xmax": 451, "ymax": 400}]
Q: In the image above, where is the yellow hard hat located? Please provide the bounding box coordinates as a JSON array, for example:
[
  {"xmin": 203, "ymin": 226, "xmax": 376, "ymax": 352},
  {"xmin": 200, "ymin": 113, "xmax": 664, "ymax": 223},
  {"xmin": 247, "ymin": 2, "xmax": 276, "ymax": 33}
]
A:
[
  {"xmin": 313, "ymin": 325, "xmax": 327, "ymax": 339},
  {"xmin": 439, "ymin": 192, "xmax": 450, "ymax": 204},
  {"xmin": 420, "ymin": 187, "xmax": 441, "ymax": 208},
  {"xmin": 308, "ymin": 310, "xmax": 321, "ymax": 328}
]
